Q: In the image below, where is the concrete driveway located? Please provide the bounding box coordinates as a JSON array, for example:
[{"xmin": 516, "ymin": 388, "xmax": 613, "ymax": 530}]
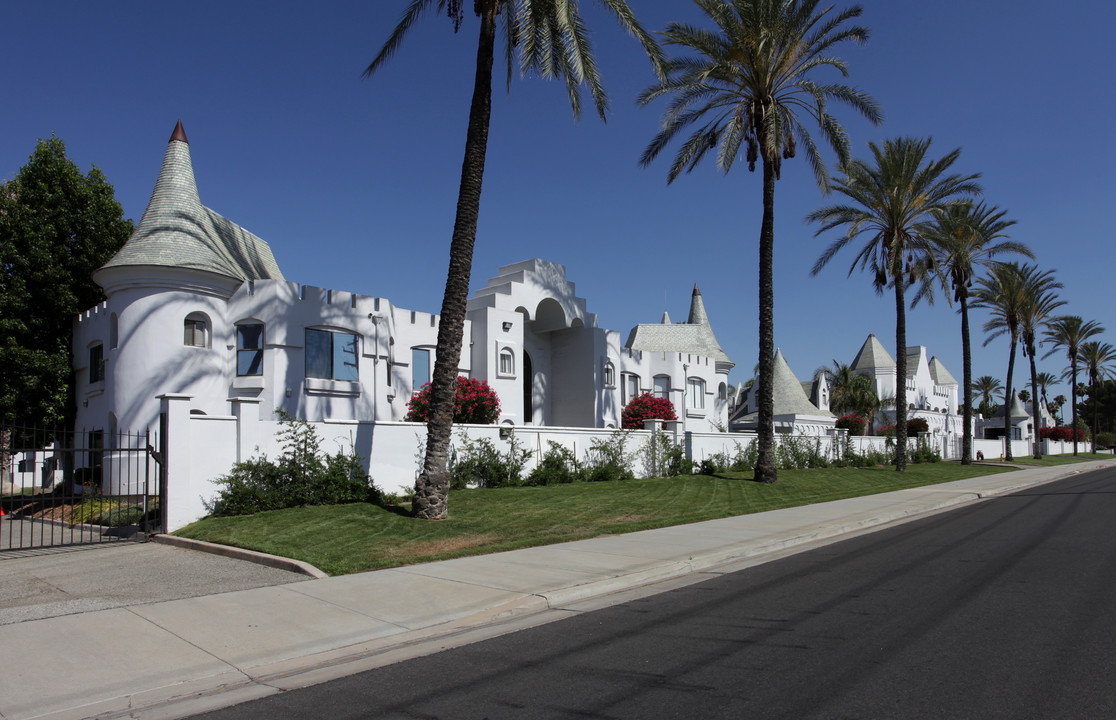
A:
[{"xmin": 0, "ymin": 540, "xmax": 308, "ymax": 625}]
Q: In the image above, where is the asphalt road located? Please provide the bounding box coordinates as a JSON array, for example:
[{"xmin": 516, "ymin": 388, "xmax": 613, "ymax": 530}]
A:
[{"xmin": 188, "ymin": 466, "xmax": 1116, "ymax": 719}]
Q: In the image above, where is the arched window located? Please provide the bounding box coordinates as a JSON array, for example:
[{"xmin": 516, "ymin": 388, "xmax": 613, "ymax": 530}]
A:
[
  {"xmin": 686, "ymin": 378, "xmax": 705, "ymax": 409},
  {"xmin": 498, "ymin": 347, "xmax": 515, "ymax": 377},
  {"xmin": 603, "ymin": 360, "xmax": 615, "ymax": 388},
  {"xmin": 184, "ymin": 313, "xmax": 210, "ymax": 348},
  {"xmin": 622, "ymin": 374, "xmax": 641, "ymax": 405}
]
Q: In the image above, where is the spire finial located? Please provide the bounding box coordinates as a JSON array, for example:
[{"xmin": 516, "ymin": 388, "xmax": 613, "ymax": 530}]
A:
[
  {"xmin": 693, "ymin": 283, "xmax": 701, "ymax": 295},
  {"xmin": 170, "ymin": 119, "xmax": 188, "ymax": 144}
]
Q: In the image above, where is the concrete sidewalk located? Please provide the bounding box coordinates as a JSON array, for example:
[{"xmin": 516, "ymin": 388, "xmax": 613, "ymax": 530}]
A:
[{"xmin": 1, "ymin": 461, "xmax": 1109, "ymax": 720}]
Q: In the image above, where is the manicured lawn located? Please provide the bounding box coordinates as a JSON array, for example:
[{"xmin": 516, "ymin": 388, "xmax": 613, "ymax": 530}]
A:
[
  {"xmin": 175, "ymin": 463, "xmax": 1016, "ymax": 576},
  {"xmin": 1003, "ymin": 452, "xmax": 1113, "ymax": 466}
]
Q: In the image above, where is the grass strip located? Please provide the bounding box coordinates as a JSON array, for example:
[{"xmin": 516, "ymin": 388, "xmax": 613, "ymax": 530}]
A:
[{"xmin": 175, "ymin": 462, "xmax": 1029, "ymax": 576}]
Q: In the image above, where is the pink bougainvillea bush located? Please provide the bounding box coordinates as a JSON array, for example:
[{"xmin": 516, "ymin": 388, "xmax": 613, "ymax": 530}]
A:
[
  {"xmin": 621, "ymin": 393, "xmax": 677, "ymax": 430},
  {"xmin": 1040, "ymin": 426, "xmax": 1085, "ymax": 442},
  {"xmin": 406, "ymin": 376, "xmax": 501, "ymax": 424},
  {"xmin": 835, "ymin": 414, "xmax": 866, "ymax": 436}
]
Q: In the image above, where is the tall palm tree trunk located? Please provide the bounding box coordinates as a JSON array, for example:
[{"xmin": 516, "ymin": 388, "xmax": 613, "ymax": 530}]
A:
[
  {"xmin": 1070, "ymin": 362, "xmax": 1079, "ymax": 456},
  {"xmin": 412, "ymin": 3, "xmax": 497, "ymax": 520},
  {"xmin": 1003, "ymin": 339, "xmax": 1017, "ymax": 461},
  {"xmin": 1091, "ymin": 373, "xmax": 1099, "ymax": 453},
  {"xmin": 1028, "ymin": 353, "xmax": 1042, "ymax": 459},
  {"xmin": 960, "ymin": 294, "xmax": 973, "ymax": 464},
  {"xmin": 754, "ymin": 158, "xmax": 777, "ymax": 484},
  {"xmin": 894, "ymin": 271, "xmax": 908, "ymax": 472}
]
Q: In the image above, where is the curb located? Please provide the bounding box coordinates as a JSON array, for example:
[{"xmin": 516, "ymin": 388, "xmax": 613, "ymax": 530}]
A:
[{"xmin": 151, "ymin": 534, "xmax": 329, "ymax": 578}]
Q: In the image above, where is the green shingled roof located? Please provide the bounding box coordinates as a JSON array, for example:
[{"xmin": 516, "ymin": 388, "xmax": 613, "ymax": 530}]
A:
[
  {"xmin": 99, "ymin": 122, "xmax": 284, "ymax": 282},
  {"xmin": 626, "ymin": 286, "xmax": 732, "ymax": 367}
]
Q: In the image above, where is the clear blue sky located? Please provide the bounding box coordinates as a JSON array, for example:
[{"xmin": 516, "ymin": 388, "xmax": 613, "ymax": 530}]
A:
[{"xmin": 4, "ymin": 1, "xmax": 1113, "ymax": 401}]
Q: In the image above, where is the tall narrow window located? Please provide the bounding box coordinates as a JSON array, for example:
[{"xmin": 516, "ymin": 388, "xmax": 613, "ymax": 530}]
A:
[
  {"xmin": 653, "ymin": 375, "xmax": 670, "ymax": 399},
  {"xmin": 184, "ymin": 313, "xmax": 209, "ymax": 348},
  {"xmin": 623, "ymin": 374, "xmax": 640, "ymax": 405},
  {"xmin": 306, "ymin": 329, "xmax": 359, "ymax": 381},
  {"xmin": 603, "ymin": 361, "xmax": 615, "ymax": 388},
  {"xmin": 687, "ymin": 378, "xmax": 706, "ymax": 409},
  {"xmin": 89, "ymin": 344, "xmax": 104, "ymax": 384},
  {"xmin": 412, "ymin": 348, "xmax": 431, "ymax": 388},
  {"xmin": 237, "ymin": 324, "xmax": 264, "ymax": 376}
]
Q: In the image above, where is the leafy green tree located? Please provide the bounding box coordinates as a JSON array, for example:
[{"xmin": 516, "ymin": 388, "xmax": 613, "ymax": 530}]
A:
[
  {"xmin": 1043, "ymin": 315, "xmax": 1104, "ymax": 455},
  {"xmin": 810, "ymin": 137, "xmax": 979, "ymax": 470},
  {"xmin": 365, "ymin": 1, "xmax": 665, "ymax": 519},
  {"xmin": 1080, "ymin": 341, "xmax": 1116, "ymax": 452},
  {"xmin": 638, "ymin": 0, "xmax": 881, "ymax": 484},
  {"xmin": 0, "ymin": 136, "xmax": 132, "ymax": 473},
  {"xmin": 921, "ymin": 201, "xmax": 1029, "ymax": 464}
]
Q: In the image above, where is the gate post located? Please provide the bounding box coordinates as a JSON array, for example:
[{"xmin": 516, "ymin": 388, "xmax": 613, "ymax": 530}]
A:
[{"xmin": 158, "ymin": 394, "xmax": 193, "ymax": 532}]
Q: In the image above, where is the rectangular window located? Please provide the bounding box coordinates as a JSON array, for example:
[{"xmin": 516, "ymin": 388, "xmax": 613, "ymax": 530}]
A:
[
  {"xmin": 184, "ymin": 319, "xmax": 207, "ymax": 347},
  {"xmin": 687, "ymin": 378, "xmax": 705, "ymax": 409},
  {"xmin": 306, "ymin": 329, "xmax": 359, "ymax": 381},
  {"xmin": 89, "ymin": 345, "xmax": 104, "ymax": 384},
  {"xmin": 653, "ymin": 376, "xmax": 669, "ymax": 399},
  {"xmin": 412, "ymin": 348, "xmax": 431, "ymax": 388},
  {"xmin": 237, "ymin": 324, "xmax": 264, "ymax": 376}
]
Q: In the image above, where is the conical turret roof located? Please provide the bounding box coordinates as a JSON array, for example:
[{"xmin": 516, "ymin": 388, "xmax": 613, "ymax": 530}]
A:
[
  {"xmin": 851, "ymin": 333, "xmax": 896, "ymax": 372},
  {"xmin": 626, "ymin": 283, "xmax": 732, "ymax": 368},
  {"xmin": 97, "ymin": 121, "xmax": 284, "ymax": 285}
]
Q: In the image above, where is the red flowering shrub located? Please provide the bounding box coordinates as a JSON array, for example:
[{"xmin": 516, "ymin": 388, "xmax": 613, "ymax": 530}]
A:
[
  {"xmin": 907, "ymin": 417, "xmax": 930, "ymax": 435},
  {"xmin": 835, "ymin": 414, "xmax": 866, "ymax": 436},
  {"xmin": 877, "ymin": 423, "xmax": 897, "ymax": 437},
  {"xmin": 1040, "ymin": 426, "xmax": 1085, "ymax": 442},
  {"xmin": 406, "ymin": 376, "xmax": 501, "ymax": 424},
  {"xmin": 621, "ymin": 393, "xmax": 677, "ymax": 430}
]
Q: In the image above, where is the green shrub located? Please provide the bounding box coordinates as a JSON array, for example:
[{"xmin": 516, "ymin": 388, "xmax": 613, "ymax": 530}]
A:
[
  {"xmin": 729, "ymin": 440, "xmax": 757, "ymax": 472},
  {"xmin": 526, "ymin": 442, "xmax": 583, "ymax": 485},
  {"xmin": 450, "ymin": 433, "xmax": 530, "ymax": 489},
  {"xmin": 585, "ymin": 432, "xmax": 635, "ymax": 482},
  {"xmin": 1094, "ymin": 432, "xmax": 1116, "ymax": 450},
  {"xmin": 641, "ymin": 431, "xmax": 689, "ymax": 477},
  {"xmin": 209, "ymin": 413, "xmax": 380, "ymax": 516}
]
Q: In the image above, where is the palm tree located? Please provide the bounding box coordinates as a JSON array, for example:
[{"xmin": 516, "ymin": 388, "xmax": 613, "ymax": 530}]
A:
[
  {"xmin": 638, "ymin": 0, "xmax": 881, "ymax": 484},
  {"xmin": 810, "ymin": 137, "xmax": 980, "ymax": 470},
  {"xmin": 1050, "ymin": 394, "xmax": 1067, "ymax": 425},
  {"xmin": 921, "ymin": 201, "xmax": 1030, "ymax": 464},
  {"xmin": 972, "ymin": 375, "xmax": 1003, "ymax": 408},
  {"xmin": 1035, "ymin": 371, "xmax": 1058, "ymax": 407},
  {"xmin": 818, "ymin": 361, "xmax": 881, "ymax": 429},
  {"xmin": 1015, "ymin": 268, "xmax": 1063, "ymax": 458},
  {"xmin": 972, "ymin": 263, "xmax": 1057, "ymax": 460},
  {"xmin": 366, "ymin": 1, "xmax": 665, "ymax": 519},
  {"xmin": 1043, "ymin": 315, "xmax": 1105, "ymax": 456},
  {"xmin": 1080, "ymin": 340, "xmax": 1116, "ymax": 452}
]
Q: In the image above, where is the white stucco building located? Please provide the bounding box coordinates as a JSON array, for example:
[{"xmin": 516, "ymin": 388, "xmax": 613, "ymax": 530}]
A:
[{"xmin": 72, "ymin": 122, "xmax": 734, "ymax": 441}]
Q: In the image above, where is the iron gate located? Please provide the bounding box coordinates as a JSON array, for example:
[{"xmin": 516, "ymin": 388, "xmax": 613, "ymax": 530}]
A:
[{"xmin": 1, "ymin": 424, "xmax": 163, "ymax": 552}]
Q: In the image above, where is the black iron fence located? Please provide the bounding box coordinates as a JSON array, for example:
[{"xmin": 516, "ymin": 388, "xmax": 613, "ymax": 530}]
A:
[{"xmin": 1, "ymin": 424, "xmax": 163, "ymax": 552}]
